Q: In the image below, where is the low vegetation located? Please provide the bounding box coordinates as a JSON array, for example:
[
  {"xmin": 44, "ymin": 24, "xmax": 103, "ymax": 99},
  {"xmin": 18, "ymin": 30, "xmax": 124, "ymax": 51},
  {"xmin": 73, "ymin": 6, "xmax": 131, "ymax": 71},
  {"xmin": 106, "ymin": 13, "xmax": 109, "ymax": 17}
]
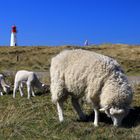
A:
[
  {"xmin": 0, "ymin": 44, "xmax": 139, "ymax": 139},
  {"xmin": 0, "ymin": 44, "xmax": 140, "ymax": 75}
]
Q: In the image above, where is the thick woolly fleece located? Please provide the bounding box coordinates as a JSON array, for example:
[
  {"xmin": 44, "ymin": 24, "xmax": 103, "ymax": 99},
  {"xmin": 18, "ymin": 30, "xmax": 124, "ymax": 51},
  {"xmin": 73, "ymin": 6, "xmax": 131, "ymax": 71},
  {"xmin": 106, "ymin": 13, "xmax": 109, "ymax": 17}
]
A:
[{"xmin": 50, "ymin": 49, "xmax": 133, "ymax": 109}]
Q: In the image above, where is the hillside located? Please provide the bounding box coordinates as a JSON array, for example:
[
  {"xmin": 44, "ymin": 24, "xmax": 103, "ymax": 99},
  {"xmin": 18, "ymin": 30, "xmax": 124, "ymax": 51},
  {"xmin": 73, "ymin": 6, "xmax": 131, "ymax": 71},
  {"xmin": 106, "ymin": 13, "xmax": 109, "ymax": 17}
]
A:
[
  {"xmin": 0, "ymin": 44, "xmax": 140, "ymax": 76},
  {"xmin": 0, "ymin": 44, "xmax": 140, "ymax": 139}
]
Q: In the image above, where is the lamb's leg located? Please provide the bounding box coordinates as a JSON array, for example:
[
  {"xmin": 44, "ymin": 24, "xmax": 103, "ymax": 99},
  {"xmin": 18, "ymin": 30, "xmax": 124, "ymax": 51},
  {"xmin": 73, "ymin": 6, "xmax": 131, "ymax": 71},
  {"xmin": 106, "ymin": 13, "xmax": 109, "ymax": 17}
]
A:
[
  {"xmin": 31, "ymin": 86, "xmax": 35, "ymax": 97},
  {"xmin": 0, "ymin": 84, "xmax": 3, "ymax": 96},
  {"xmin": 0, "ymin": 91, "xmax": 3, "ymax": 96},
  {"xmin": 71, "ymin": 97, "xmax": 86, "ymax": 121},
  {"xmin": 13, "ymin": 82, "xmax": 18, "ymax": 98},
  {"xmin": 57, "ymin": 101, "xmax": 64, "ymax": 122},
  {"xmin": 93, "ymin": 108, "xmax": 99, "ymax": 127},
  {"xmin": 19, "ymin": 83, "xmax": 24, "ymax": 97},
  {"xmin": 27, "ymin": 82, "xmax": 31, "ymax": 99}
]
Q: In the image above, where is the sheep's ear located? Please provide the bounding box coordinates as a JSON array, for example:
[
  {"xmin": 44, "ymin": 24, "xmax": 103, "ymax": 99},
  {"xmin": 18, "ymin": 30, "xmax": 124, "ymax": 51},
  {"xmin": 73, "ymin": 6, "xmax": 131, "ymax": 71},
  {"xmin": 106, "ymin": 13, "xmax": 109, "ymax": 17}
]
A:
[
  {"xmin": 127, "ymin": 106, "xmax": 134, "ymax": 110},
  {"xmin": 116, "ymin": 109, "xmax": 125, "ymax": 114},
  {"xmin": 99, "ymin": 108, "xmax": 106, "ymax": 112},
  {"xmin": 5, "ymin": 85, "xmax": 10, "ymax": 88},
  {"xmin": 110, "ymin": 108, "xmax": 125, "ymax": 115}
]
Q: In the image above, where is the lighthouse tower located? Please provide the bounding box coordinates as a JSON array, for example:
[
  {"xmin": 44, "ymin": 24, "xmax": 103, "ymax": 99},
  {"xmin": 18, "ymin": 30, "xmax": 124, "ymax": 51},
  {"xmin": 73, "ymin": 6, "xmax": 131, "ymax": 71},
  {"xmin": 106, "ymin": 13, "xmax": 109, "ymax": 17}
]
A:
[{"xmin": 10, "ymin": 25, "xmax": 17, "ymax": 46}]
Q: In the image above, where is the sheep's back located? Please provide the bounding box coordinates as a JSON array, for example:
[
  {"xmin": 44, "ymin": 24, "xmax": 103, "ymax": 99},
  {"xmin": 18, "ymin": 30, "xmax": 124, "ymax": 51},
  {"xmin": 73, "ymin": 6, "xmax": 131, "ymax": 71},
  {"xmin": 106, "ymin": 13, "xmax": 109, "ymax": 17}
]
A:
[{"xmin": 51, "ymin": 50, "xmax": 121, "ymax": 97}]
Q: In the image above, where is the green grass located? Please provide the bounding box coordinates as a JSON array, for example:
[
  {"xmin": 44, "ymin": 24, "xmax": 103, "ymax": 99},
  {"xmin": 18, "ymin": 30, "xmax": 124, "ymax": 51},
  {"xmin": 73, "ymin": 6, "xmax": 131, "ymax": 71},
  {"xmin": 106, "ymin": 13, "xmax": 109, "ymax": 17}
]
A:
[{"xmin": 0, "ymin": 44, "xmax": 139, "ymax": 139}]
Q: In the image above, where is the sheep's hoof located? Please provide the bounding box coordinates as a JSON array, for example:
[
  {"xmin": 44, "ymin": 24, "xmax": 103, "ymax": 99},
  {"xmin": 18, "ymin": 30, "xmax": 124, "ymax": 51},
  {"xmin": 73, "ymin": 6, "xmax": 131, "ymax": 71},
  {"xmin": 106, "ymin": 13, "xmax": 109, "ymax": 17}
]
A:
[
  {"xmin": 94, "ymin": 124, "xmax": 99, "ymax": 127},
  {"xmin": 59, "ymin": 120, "xmax": 64, "ymax": 123},
  {"xmin": 77, "ymin": 116, "xmax": 88, "ymax": 122},
  {"xmin": 94, "ymin": 122, "xmax": 99, "ymax": 127}
]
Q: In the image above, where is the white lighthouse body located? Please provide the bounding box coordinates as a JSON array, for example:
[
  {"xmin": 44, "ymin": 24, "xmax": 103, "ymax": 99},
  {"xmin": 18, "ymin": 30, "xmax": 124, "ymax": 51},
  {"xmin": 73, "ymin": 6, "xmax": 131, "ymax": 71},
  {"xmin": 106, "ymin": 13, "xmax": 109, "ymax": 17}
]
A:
[{"xmin": 10, "ymin": 25, "xmax": 17, "ymax": 46}]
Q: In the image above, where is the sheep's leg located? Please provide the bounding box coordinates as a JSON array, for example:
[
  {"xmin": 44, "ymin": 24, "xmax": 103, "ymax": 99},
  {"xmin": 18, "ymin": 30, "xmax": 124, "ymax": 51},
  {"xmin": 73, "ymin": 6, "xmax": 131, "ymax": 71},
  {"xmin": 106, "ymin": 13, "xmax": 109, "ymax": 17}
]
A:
[
  {"xmin": 71, "ymin": 97, "xmax": 86, "ymax": 121},
  {"xmin": 87, "ymin": 89, "xmax": 99, "ymax": 126},
  {"xmin": 19, "ymin": 83, "xmax": 24, "ymax": 97},
  {"xmin": 93, "ymin": 108, "xmax": 99, "ymax": 127},
  {"xmin": 13, "ymin": 82, "xmax": 18, "ymax": 98},
  {"xmin": 57, "ymin": 101, "xmax": 64, "ymax": 122},
  {"xmin": 27, "ymin": 82, "xmax": 32, "ymax": 99}
]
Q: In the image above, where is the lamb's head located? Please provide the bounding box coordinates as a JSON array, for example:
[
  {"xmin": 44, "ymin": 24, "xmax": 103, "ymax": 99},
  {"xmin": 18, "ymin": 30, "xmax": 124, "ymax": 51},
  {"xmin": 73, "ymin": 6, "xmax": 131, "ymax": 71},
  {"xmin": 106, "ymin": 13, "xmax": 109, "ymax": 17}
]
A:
[
  {"xmin": 100, "ymin": 106, "xmax": 131, "ymax": 126},
  {"xmin": 0, "ymin": 74, "xmax": 4, "ymax": 79},
  {"xmin": 41, "ymin": 84, "xmax": 50, "ymax": 94},
  {"xmin": 3, "ymin": 85, "xmax": 10, "ymax": 94}
]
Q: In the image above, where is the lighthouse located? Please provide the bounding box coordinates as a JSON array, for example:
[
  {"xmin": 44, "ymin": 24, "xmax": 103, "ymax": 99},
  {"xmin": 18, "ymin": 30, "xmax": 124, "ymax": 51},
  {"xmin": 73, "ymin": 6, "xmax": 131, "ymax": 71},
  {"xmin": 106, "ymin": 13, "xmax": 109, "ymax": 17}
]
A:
[{"xmin": 10, "ymin": 25, "xmax": 17, "ymax": 46}]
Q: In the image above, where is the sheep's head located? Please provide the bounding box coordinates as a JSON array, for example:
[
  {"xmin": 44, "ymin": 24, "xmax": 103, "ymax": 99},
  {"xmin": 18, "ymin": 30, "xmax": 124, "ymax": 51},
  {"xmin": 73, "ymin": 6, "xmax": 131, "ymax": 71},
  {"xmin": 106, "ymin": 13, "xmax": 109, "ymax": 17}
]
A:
[
  {"xmin": 109, "ymin": 107, "xmax": 128, "ymax": 127},
  {"xmin": 100, "ymin": 106, "xmax": 130, "ymax": 126}
]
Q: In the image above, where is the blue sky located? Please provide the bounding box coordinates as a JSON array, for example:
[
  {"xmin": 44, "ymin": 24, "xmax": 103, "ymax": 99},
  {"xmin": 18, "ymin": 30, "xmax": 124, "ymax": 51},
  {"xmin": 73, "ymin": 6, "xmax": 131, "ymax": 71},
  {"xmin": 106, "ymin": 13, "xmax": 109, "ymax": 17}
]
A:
[{"xmin": 1, "ymin": 0, "xmax": 140, "ymax": 46}]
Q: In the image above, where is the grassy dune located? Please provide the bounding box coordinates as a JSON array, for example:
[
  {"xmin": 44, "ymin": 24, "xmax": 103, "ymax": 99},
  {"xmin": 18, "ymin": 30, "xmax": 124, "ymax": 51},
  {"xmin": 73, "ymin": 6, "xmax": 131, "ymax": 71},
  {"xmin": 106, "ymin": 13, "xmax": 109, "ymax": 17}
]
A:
[
  {"xmin": 0, "ymin": 44, "xmax": 140, "ymax": 75},
  {"xmin": 0, "ymin": 44, "xmax": 140, "ymax": 139}
]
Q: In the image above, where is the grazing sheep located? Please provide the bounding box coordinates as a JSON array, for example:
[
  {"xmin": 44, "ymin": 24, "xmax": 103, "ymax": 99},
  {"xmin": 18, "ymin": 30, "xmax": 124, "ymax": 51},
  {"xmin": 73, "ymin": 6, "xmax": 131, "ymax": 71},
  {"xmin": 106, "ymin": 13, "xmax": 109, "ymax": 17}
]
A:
[
  {"xmin": 0, "ymin": 74, "xmax": 10, "ymax": 96},
  {"xmin": 13, "ymin": 70, "xmax": 48, "ymax": 99},
  {"xmin": 50, "ymin": 49, "xmax": 133, "ymax": 127}
]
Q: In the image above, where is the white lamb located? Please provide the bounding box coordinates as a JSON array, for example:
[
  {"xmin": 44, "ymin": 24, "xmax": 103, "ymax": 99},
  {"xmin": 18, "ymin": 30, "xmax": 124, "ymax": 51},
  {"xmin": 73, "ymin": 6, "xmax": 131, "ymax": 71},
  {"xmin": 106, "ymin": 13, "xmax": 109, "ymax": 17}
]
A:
[
  {"xmin": 13, "ymin": 70, "xmax": 48, "ymax": 99},
  {"xmin": 50, "ymin": 49, "xmax": 133, "ymax": 127},
  {"xmin": 0, "ymin": 74, "xmax": 10, "ymax": 96}
]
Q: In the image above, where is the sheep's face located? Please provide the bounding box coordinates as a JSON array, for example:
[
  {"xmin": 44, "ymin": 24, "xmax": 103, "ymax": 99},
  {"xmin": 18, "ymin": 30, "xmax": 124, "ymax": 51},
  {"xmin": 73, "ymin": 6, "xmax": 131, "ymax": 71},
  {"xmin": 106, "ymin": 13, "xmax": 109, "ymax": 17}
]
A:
[{"xmin": 109, "ymin": 107, "xmax": 129, "ymax": 127}]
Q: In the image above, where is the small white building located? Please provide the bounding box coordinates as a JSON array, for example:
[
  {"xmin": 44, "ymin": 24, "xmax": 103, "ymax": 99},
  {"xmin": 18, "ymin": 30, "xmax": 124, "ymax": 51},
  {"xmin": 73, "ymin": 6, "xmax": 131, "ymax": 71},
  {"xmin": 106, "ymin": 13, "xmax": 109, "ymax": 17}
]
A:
[{"xmin": 84, "ymin": 40, "xmax": 89, "ymax": 46}]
